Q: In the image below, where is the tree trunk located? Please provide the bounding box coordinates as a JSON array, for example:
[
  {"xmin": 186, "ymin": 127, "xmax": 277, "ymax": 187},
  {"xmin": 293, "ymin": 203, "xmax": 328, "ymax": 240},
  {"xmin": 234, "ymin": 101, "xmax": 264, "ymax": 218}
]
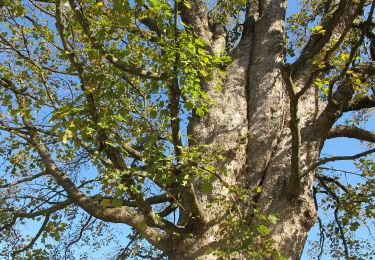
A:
[{"xmin": 163, "ymin": 1, "xmax": 324, "ymax": 258}]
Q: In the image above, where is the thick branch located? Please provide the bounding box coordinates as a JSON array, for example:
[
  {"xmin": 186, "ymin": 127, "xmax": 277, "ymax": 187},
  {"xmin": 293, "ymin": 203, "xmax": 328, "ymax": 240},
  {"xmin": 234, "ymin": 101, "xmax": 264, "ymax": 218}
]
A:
[
  {"xmin": 327, "ymin": 125, "xmax": 375, "ymax": 142},
  {"xmin": 93, "ymin": 193, "xmax": 174, "ymax": 208},
  {"xmin": 351, "ymin": 61, "xmax": 375, "ymax": 75},
  {"xmin": 138, "ymin": 17, "xmax": 162, "ymax": 36},
  {"xmin": 31, "ymin": 136, "xmax": 169, "ymax": 244},
  {"xmin": 299, "ymin": 3, "xmax": 373, "ymax": 142},
  {"xmin": 17, "ymin": 92, "xmax": 169, "ymax": 249},
  {"xmin": 179, "ymin": 0, "xmax": 211, "ymax": 42},
  {"xmin": 292, "ymin": 0, "xmax": 364, "ymax": 71},
  {"xmin": 170, "ymin": 1, "xmax": 183, "ymax": 159},
  {"xmin": 343, "ymin": 95, "xmax": 375, "ymax": 112}
]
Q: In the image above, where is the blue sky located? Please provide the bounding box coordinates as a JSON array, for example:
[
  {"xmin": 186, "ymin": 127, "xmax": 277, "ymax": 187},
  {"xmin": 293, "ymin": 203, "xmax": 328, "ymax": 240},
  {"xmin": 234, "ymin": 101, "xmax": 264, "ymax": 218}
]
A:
[
  {"xmin": 285, "ymin": 1, "xmax": 374, "ymax": 258},
  {"xmin": 1, "ymin": 0, "xmax": 374, "ymax": 259}
]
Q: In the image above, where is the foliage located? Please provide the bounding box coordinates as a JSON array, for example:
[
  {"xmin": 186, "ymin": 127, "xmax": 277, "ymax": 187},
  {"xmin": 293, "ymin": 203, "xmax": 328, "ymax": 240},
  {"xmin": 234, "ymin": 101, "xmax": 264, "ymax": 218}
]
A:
[{"xmin": 0, "ymin": 0, "xmax": 374, "ymax": 259}]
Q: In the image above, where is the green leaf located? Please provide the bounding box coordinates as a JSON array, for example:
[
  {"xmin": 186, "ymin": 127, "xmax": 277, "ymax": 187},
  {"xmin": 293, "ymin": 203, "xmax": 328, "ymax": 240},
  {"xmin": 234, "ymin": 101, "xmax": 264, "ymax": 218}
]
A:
[
  {"xmin": 268, "ymin": 214, "xmax": 279, "ymax": 224},
  {"xmin": 257, "ymin": 224, "xmax": 270, "ymax": 235},
  {"xmin": 201, "ymin": 181, "xmax": 213, "ymax": 195},
  {"xmin": 183, "ymin": 0, "xmax": 191, "ymax": 9},
  {"xmin": 138, "ymin": 221, "xmax": 148, "ymax": 231},
  {"xmin": 149, "ymin": 109, "xmax": 158, "ymax": 118},
  {"xmin": 112, "ymin": 199, "xmax": 123, "ymax": 208},
  {"xmin": 194, "ymin": 38, "xmax": 206, "ymax": 47},
  {"xmin": 119, "ymin": 16, "xmax": 131, "ymax": 26},
  {"xmin": 101, "ymin": 199, "xmax": 111, "ymax": 208},
  {"xmin": 349, "ymin": 222, "xmax": 360, "ymax": 231},
  {"xmin": 62, "ymin": 130, "xmax": 72, "ymax": 144}
]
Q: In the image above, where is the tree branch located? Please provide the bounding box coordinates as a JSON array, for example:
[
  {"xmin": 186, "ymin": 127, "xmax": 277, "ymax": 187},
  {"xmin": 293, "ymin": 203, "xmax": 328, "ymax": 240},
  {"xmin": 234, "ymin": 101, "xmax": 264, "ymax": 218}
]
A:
[
  {"xmin": 12, "ymin": 213, "xmax": 50, "ymax": 256},
  {"xmin": 334, "ymin": 208, "xmax": 350, "ymax": 258},
  {"xmin": 13, "ymin": 199, "xmax": 72, "ymax": 218},
  {"xmin": 179, "ymin": 0, "xmax": 212, "ymax": 42},
  {"xmin": 316, "ymin": 174, "xmax": 349, "ymax": 194},
  {"xmin": 343, "ymin": 95, "xmax": 375, "ymax": 112},
  {"xmin": 351, "ymin": 61, "xmax": 375, "ymax": 75},
  {"xmin": 16, "ymin": 88, "xmax": 170, "ymax": 249},
  {"xmin": 292, "ymin": 0, "xmax": 364, "ymax": 71},
  {"xmin": 301, "ymin": 3, "xmax": 374, "ymax": 143},
  {"xmin": 313, "ymin": 187, "xmax": 325, "ymax": 260},
  {"xmin": 300, "ymin": 148, "xmax": 375, "ymax": 179},
  {"xmin": 170, "ymin": 0, "xmax": 183, "ymax": 159},
  {"xmin": 64, "ymin": 215, "xmax": 94, "ymax": 257},
  {"xmin": 55, "ymin": 0, "xmax": 144, "ymax": 163},
  {"xmin": 31, "ymin": 135, "xmax": 170, "ymax": 243},
  {"xmin": 317, "ymin": 177, "xmax": 350, "ymax": 257},
  {"xmin": 0, "ymin": 171, "xmax": 47, "ymax": 189},
  {"xmin": 327, "ymin": 125, "xmax": 375, "ymax": 142},
  {"xmin": 282, "ymin": 64, "xmax": 302, "ymax": 198},
  {"xmin": 67, "ymin": 0, "xmax": 165, "ymax": 80}
]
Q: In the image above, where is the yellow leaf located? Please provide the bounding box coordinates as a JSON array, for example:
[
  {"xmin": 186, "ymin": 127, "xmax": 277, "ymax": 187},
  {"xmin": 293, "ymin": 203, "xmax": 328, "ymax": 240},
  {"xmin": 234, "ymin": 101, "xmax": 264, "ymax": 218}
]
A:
[{"xmin": 101, "ymin": 199, "xmax": 111, "ymax": 207}]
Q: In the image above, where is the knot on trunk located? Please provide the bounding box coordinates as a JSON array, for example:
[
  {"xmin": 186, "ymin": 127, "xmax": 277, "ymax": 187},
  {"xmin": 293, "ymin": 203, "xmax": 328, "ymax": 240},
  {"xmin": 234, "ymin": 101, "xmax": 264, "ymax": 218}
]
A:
[{"xmin": 301, "ymin": 209, "xmax": 318, "ymax": 228}]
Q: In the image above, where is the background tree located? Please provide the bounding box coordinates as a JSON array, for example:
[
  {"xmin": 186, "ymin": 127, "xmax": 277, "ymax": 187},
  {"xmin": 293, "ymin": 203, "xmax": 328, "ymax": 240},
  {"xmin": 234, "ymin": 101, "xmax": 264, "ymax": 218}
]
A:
[{"xmin": 0, "ymin": 0, "xmax": 374, "ymax": 259}]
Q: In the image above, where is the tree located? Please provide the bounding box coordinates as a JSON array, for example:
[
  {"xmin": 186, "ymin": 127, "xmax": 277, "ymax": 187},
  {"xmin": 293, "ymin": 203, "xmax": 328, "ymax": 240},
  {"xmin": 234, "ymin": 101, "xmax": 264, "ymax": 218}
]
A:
[{"xmin": 0, "ymin": 0, "xmax": 374, "ymax": 259}]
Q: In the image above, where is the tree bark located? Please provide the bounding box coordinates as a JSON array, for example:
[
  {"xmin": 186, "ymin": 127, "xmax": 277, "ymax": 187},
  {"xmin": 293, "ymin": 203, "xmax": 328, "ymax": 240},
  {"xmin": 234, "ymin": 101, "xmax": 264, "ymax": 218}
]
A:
[
  {"xmin": 1, "ymin": 0, "xmax": 372, "ymax": 258},
  {"xmin": 164, "ymin": 1, "xmax": 325, "ymax": 259}
]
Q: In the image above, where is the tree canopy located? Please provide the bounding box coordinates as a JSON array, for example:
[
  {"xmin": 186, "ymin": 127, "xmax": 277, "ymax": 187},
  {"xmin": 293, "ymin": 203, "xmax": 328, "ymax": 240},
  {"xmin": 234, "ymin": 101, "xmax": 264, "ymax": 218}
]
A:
[{"xmin": 0, "ymin": 0, "xmax": 374, "ymax": 259}]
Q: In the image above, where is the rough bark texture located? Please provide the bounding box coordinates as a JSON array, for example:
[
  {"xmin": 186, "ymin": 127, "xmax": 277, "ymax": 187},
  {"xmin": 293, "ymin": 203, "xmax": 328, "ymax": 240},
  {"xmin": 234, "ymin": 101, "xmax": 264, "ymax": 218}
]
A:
[
  {"xmin": 164, "ymin": 0, "xmax": 352, "ymax": 259},
  {"xmin": 2, "ymin": 0, "xmax": 373, "ymax": 259}
]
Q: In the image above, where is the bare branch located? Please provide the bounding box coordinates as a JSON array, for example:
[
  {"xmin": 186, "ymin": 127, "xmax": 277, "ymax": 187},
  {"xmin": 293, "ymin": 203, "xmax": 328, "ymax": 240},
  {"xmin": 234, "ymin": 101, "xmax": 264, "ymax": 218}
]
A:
[
  {"xmin": 64, "ymin": 215, "xmax": 94, "ymax": 257},
  {"xmin": 13, "ymin": 199, "xmax": 72, "ymax": 218},
  {"xmin": 318, "ymin": 166, "xmax": 361, "ymax": 176},
  {"xmin": 313, "ymin": 187, "xmax": 325, "ymax": 260},
  {"xmin": 327, "ymin": 125, "xmax": 375, "ymax": 142},
  {"xmin": 0, "ymin": 171, "xmax": 47, "ymax": 189},
  {"xmin": 317, "ymin": 177, "xmax": 351, "ymax": 257},
  {"xmin": 300, "ymin": 148, "xmax": 375, "ymax": 179},
  {"xmin": 12, "ymin": 213, "xmax": 50, "ymax": 256}
]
